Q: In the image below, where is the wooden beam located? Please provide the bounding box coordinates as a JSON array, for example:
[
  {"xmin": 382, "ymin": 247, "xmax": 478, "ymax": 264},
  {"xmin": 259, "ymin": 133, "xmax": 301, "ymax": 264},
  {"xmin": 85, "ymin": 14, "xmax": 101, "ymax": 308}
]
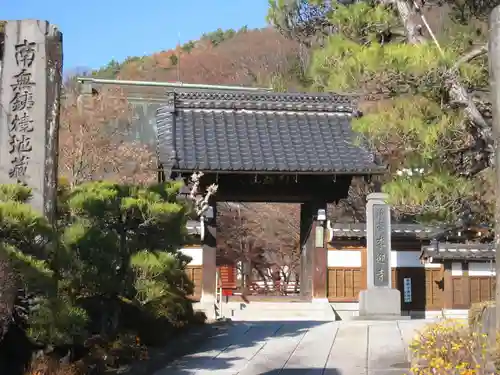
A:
[
  {"xmin": 313, "ymin": 203, "xmax": 328, "ymax": 300},
  {"xmin": 300, "ymin": 202, "xmax": 313, "ymax": 299},
  {"xmin": 462, "ymin": 262, "xmax": 471, "ymax": 309},
  {"xmin": 192, "ymin": 173, "xmax": 353, "ymax": 203},
  {"xmin": 201, "ymin": 198, "xmax": 217, "ymax": 307},
  {"xmin": 443, "ymin": 261, "xmax": 453, "ymax": 309},
  {"xmin": 299, "ymin": 201, "xmax": 330, "ymax": 300}
]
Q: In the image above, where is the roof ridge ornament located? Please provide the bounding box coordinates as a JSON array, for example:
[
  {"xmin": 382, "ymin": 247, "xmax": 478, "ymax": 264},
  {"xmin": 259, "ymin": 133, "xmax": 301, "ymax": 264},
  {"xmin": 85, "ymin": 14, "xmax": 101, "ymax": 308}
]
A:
[
  {"xmin": 165, "ymin": 91, "xmax": 175, "ymax": 112},
  {"xmin": 156, "ymin": 103, "xmax": 177, "ymax": 179},
  {"xmin": 170, "ymin": 89, "xmax": 356, "ymax": 113}
]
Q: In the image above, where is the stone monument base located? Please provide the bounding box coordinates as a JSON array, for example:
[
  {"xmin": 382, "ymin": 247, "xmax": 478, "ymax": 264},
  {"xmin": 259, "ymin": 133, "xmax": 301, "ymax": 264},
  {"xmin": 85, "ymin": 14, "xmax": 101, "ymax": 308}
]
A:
[{"xmin": 356, "ymin": 288, "xmax": 409, "ymax": 320}]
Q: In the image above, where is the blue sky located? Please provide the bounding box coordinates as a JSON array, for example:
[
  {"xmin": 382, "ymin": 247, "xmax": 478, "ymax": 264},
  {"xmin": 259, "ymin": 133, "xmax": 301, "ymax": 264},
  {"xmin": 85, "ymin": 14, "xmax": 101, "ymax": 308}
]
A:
[{"xmin": 2, "ymin": 0, "xmax": 270, "ymax": 71}]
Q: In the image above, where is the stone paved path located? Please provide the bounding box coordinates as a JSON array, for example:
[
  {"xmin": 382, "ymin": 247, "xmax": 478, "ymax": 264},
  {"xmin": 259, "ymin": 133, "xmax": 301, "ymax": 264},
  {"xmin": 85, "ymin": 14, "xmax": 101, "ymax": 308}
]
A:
[{"xmin": 153, "ymin": 319, "xmax": 432, "ymax": 375}]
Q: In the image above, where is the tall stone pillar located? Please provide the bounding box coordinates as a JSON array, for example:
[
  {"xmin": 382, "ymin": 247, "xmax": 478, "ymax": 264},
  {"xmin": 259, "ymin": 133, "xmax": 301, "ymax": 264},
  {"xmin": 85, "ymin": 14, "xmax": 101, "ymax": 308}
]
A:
[
  {"xmin": 0, "ymin": 20, "xmax": 62, "ymax": 222},
  {"xmin": 358, "ymin": 193, "xmax": 402, "ymax": 319}
]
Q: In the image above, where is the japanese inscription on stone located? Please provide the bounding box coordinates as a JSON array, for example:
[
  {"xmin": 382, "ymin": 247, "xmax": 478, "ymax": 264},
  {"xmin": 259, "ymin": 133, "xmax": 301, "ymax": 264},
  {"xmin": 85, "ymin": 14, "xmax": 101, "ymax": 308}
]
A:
[
  {"xmin": 0, "ymin": 20, "xmax": 63, "ymax": 220},
  {"xmin": 372, "ymin": 204, "xmax": 390, "ymax": 287},
  {"xmin": 8, "ymin": 39, "xmax": 36, "ymax": 181}
]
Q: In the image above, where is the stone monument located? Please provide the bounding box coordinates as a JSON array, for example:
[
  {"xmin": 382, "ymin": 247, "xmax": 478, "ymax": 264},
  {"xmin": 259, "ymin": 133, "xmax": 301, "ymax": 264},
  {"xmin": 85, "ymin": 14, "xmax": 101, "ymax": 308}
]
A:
[
  {"xmin": 0, "ymin": 20, "xmax": 62, "ymax": 222},
  {"xmin": 358, "ymin": 193, "xmax": 402, "ymax": 319}
]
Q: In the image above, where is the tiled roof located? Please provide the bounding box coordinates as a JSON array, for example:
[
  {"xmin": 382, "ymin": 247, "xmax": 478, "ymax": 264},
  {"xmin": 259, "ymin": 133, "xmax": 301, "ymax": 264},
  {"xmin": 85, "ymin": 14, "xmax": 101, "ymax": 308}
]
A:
[
  {"xmin": 156, "ymin": 90, "xmax": 385, "ymax": 175},
  {"xmin": 420, "ymin": 243, "xmax": 495, "ymax": 261},
  {"xmin": 331, "ymin": 223, "xmax": 443, "ymax": 239}
]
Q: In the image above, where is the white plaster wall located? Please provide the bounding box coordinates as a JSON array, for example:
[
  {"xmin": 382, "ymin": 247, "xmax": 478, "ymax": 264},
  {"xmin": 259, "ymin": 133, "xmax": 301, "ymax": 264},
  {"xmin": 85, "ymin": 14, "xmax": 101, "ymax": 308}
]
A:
[
  {"xmin": 179, "ymin": 247, "xmax": 203, "ymax": 266},
  {"xmin": 328, "ymin": 250, "xmax": 442, "ymax": 268},
  {"xmin": 390, "ymin": 251, "xmax": 441, "ymax": 268},
  {"xmin": 451, "ymin": 262, "xmax": 463, "ymax": 276},
  {"xmin": 390, "ymin": 251, "xmax": 421, "ymax": 267},
  {"xmin": 327, "ymin": 250, "xmax": 361, "ymax": 267},
  {"xmin": 469, "ymin": 262, "xmax": 496, "ymax": 276},
  {"xmin": 423, "ymin": 262, "xmax": 442, "ymax": 269}
]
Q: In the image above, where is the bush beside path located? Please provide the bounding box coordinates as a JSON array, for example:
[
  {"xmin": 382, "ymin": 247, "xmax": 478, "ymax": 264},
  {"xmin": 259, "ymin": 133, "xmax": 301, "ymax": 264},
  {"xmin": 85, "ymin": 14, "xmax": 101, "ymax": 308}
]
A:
[
  {"xmin": 0, "ymin": 181, "xmax": 209, "ymax": 375},
  {"xmin": 409, "ymin": 303, "xmax": 499, "ymax": 375}
]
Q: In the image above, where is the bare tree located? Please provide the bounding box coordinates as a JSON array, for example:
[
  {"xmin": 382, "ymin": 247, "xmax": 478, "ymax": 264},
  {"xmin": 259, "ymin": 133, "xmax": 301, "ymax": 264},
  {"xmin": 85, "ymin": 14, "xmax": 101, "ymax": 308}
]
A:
[
  {"xmin": 251, "ymin": 203, "xmax": 301, "ymax": 293},
  {"xmin": 217, "ymin": 203, "xmax": 301, "ymax": 295},
  {"xmin": 59, "ymin": 83, "xmax": 156, "ymax": 186},
  {"xmin": 217, "ymin": 204, "xmax": 269, "ymax": 292}
]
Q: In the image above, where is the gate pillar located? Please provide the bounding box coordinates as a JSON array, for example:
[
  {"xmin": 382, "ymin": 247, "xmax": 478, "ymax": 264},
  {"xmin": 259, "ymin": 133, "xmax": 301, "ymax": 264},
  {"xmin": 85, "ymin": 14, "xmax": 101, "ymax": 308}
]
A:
[
  {"xmin": 200, "ymin": 200, "xmax": 217, "ymax": 310},
  {"xmin": 300, "ymin": 201, "xmax": 328, "ymax": 301}
]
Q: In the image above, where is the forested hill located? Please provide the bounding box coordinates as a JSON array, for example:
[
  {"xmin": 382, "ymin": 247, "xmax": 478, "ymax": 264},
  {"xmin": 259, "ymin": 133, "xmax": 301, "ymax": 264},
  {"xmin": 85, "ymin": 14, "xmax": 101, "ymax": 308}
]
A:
[{"xmin": 91, "ymin": 27, "xmax": 305, "ymax": 89}]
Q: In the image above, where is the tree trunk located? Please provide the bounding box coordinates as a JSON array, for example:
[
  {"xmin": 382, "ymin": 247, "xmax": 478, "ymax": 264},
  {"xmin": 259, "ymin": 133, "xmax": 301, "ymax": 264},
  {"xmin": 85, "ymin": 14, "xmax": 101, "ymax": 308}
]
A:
[
  {"xmin": 488, "ymin": 5, "xmax": 500, "ymax": 331},
  {"xmin": 0, "ymin": 251, "xmax": 15, "ymax": 342}
]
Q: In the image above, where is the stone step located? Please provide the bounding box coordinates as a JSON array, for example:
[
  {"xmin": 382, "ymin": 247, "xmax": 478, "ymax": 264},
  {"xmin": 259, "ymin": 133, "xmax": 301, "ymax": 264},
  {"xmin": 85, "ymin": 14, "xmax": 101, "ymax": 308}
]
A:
[
  {"xmin": 195, "ymin": 301, "xmax": 334, "ymax": 311},
  {"xmin": 194, "ymin": 302, "xmax": 466, "ymax": 322},
  {"xmin": 194, "ymin": 301, "xmax": 337, "ymax": 321},
  {"xmin": 222, "ymin": 301, "xmax": 332, "ymax": 310}
]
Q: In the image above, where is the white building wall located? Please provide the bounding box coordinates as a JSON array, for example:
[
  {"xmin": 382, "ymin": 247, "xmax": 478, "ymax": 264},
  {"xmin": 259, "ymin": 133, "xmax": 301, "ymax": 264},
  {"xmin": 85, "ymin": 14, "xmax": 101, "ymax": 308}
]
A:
[
  {"xmin": 327, "ymin": 249, "xmax": 441, "ymax": 268},
  {"xmin": 469, "ymin": 262, "xmax": 496, "ymax": 276},
  {"xmin": 179, "ymin": 247, "xmax": 203, "ymax": 266},
  {"xmin": 327, "ymin": 250, "xmax": 361, "ymax": 267},
  {"xmin": 451, "ymin": 262, "xmax": 463, "ymax": 276},
  {"xmin": 391, "ymin": 251, "xmax": 419, "ymax": 267}
]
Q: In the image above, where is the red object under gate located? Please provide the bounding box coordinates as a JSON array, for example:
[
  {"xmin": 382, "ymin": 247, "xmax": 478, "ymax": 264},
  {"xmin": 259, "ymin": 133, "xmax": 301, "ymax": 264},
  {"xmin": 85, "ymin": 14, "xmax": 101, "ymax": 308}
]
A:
[{"xmin": 217, "ymin": 264, "xmax": 237, "ymax": 289}]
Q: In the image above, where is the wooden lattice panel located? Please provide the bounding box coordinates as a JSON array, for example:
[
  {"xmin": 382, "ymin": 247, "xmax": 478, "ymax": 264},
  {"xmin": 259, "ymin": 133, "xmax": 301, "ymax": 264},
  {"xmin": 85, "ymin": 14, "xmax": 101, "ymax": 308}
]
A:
[
  {"xmin": 185, "ymin": 266, "xmax": 203, "ymax": 299},
  {"xmin": 452, "ymin": 277, "xmax": 466, "ymax": 307},
  {"xmin": 327, "ymin": 268, "xmax": 363, "ymax": 301},
  {"xmin": 469, "ymin": 277, "xmax": 495, "ymax": 304},
  {"xmin": 425, "ymin": 268, "xmax": 444, "ymax": 310}
]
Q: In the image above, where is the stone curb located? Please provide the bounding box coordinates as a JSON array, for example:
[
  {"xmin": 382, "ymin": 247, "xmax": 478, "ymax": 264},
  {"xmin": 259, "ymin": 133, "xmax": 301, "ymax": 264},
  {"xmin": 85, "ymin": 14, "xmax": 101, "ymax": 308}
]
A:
[{"xmin": 113, "ymin": 319, "xmax": 231, "ymax": 375}]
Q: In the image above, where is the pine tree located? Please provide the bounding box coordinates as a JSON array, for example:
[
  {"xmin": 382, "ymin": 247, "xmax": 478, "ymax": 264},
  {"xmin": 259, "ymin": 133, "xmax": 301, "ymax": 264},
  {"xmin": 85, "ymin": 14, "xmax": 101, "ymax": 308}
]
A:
[
  {"xmin": 0, "ymin": 180, "xmax": 195, "ymax": 349},
  {"xmin": 60, "ymin": 181, "xmax": 194, "ymax": 334},
  {"xmin": 268, "ymin": 0, "xmax": 493, "ymax": 230},
  {"xmin": 0, "ymin": 184, "xmax": 88, "ymax": 347}
]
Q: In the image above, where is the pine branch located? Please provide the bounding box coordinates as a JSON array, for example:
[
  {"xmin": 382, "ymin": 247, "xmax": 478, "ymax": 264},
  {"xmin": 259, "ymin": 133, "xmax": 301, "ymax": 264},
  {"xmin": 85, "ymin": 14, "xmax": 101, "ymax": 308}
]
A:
[
  {"xmin": 452, "ymin": 44, "xmax": 488, "ymax": 71},
  {"xmin": 383, "ymin": 0, "xmax": 425, "ymax": 44},
  {"xmin": 382, "ymin": 0, "xmax": 492, "ymax": 149}
]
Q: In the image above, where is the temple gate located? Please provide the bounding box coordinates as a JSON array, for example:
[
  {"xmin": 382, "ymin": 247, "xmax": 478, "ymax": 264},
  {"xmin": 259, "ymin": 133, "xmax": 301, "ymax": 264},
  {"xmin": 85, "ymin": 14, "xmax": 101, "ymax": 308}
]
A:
[{"xmin": 153, "ymin": 89, "xmax": 385, "ymax": 311}]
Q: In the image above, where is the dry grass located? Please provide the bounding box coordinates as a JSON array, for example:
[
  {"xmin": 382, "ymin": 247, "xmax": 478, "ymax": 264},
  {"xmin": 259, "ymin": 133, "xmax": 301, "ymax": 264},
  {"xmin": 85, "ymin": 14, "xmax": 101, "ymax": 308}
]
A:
[
  {"xmin": 24, "ymin": 356, "xmax": 80, "ymax": 375},
  {"xmin": 24, "ymin": 334, "xmax": 149, "ymax": 375}
]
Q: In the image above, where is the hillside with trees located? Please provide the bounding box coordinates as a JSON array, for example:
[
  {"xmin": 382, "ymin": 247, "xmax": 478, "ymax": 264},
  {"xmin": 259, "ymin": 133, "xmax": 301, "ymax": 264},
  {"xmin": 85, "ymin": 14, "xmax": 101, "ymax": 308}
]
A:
[{"xmin": 91, "ymin": 27, "xmax": 306, "ymax": 89}]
